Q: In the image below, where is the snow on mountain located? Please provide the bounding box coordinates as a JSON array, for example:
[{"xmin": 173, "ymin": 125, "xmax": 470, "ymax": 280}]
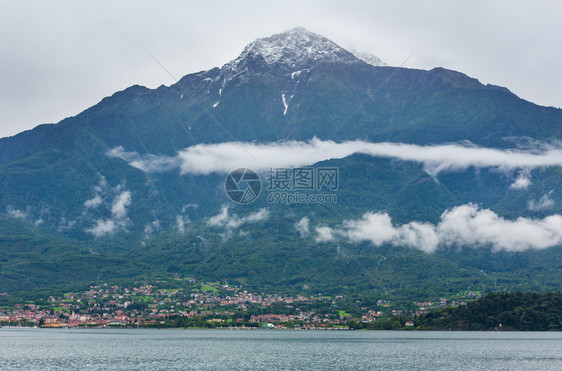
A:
[
  {"xmin": 352, "ymin": 51, "xmax": 387, "ymax": 67},
  {"xmin": 221, "ymin": 27, "xmax": 361, "ymax": 81},
  {"xmin": 212, "ymin": 28, "xmax": 387, "ymax": 116},
  {"xmin": 240, "ymin": 27, "xmax": 357, "ymax": 66}
]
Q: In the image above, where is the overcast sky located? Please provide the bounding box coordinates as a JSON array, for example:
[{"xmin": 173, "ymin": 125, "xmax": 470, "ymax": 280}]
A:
[{"xmin": 1, "ymin": 0, "xmax": 560, "ymax": 138}]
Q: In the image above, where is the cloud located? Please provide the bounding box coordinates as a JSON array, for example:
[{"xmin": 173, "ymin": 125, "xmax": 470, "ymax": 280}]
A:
[
  {"xmin": 143, "ymin": 219, "xmax": 160, "ymax": 238},
  {"xmin": 295, "ymin": 217, "xmax": 310, "ymax": 237},
  {"xmin": 528, "ymin": 191, "xmax": 555, "ymax": 211},
  {"xmin": 438, "ymin": 204, "xmax": 562, "ymax": 252},
  {"xmin": 343, "ymin": 213, "xmax": 398, "ymax": 246},
  {"xmin": 86, "ymin": 189, "xmax": 132, "ymax": 237},
  {"xmin": 340, "ymin": 212, "xmax": 439, "ymax": 253},
  {"xmin": 510, "ymin": 169, "xmax": 532, "ymax": 189},
  {"xmin": 108, "ymin": 139, "xmax": 562, "ymax": 177},
  {"xmin": 175, "ymin": 203, "xmax": 196, "ymax": 233},
  {"xmin": 207, "ymin": 206, "xmax": 270, "ymax": 230},
  {"xmin": 6, "ymin": 205, "xmax": 47, "ymax": 226},
  {"xmin": 58, "ymin": 217, "xmax": 76, "ymax": 232},
  {"xmin": 181, "ymin": 203, "xmax": 199, "ymax": 212},
  {"xmin": 83, "ymin": 176, "xmax": 109, "ymax": 210},
  {"xmin": 111, "ymin": 191, "xmax": 131, "ymax": 219},
  {"xmin": 6, "ymin": 205, "xmax": 28, "ymax": 219},
  {"xmin": 107, "ymin": 146, "xmax": 181, "ymax": 173},
  {"xmin": 314, "ymin": 204, "xmax": 562, "ymax": 253},
  {"xmin": 314, "ymin": 226, "xmax": 336, "ymax": 243},
  {"xmin": 84, "ymin": 195, "xmax": 103, "ymax": 208},
  {"xmin": 395, "ymin": 222, "xmax": 440, "ymax": 254},
  {"xmin": 87, "ymin": 219, "xmax": 118, "ymax": 237},
  {"xmin": 176, "ymin": 215, "xmax": 190, "ymax": 233}
]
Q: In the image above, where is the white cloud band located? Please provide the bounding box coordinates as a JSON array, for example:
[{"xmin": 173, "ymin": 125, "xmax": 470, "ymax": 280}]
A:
[{"xmin": 108, "ymin": 139, "xmax": 562, "ymax": 176}]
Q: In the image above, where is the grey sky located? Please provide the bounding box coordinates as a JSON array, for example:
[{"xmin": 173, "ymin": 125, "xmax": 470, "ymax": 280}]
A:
[{"xmin": 1, "ymin": 0, "xmax": 560, "ymax": 138}]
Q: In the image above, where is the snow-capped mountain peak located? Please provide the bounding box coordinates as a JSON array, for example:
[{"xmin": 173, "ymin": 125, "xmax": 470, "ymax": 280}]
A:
[
  {"xmin": 221, "ymin": 27, "xmax": 361, "ymax": 81},
  {"xmin": 240, "ymin": 27, "xmax": 357, "ymax": 66}
]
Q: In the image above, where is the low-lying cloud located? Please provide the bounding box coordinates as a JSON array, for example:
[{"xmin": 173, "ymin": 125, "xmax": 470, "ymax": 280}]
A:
[
  {"xmin": 6, "ymin": 205, "xmax": 47, "ymax": 226},
  {"xmin": 107, "ymin": 147, "xmax": 181, "ymax": 173},
  {"xmin": 143, "ymin": 219, "xmax": 160, "ymax": 238},
  {"xmin": 86, "ymin": 189, "xmax": 132, "ymax": 237},
  {"xmin": 314, "ymin": 226, "xmax": 336, "ymax": 243},
  {"xmin": 207, "ymin": 206, "xmax": 270, "ymax": 230},
  {"xmin": 510, "ymin": 170, "xmax": 532, "ymax": 190},
  {"xmin": 111, "ymin": 191, "xmax": 131, "ymax": 219},
  {"xmin": 83, "ymin": 177, "xmax": 134, "ymax": 237},
  {"xmin": 108, "ymin": 138, "xmax": 562, "ymax": 177},
  {"xmin": 313, "ymin": 204, "xmax": 562, "ymax": 253},
  {"xmin": 295, "ymin": 217, "xmax": 310, "ymax": 237},
  {"xmin": 84, "ymin": 195, "xmax": 102, "ymax": 208},
  {"xmin": 528, "ymin": 191, "xmax": 555, "ymax": 211},
  {"xmin": 87, "ymin": 219, "xmax": 121, "ymax": 237},
  {"xmin": 6, "ymin": 205, "xmax": 28, "ymax": 219},
  {"xmin": 176, "ymin": 215, "xmax": 190, "ymax": 233}
]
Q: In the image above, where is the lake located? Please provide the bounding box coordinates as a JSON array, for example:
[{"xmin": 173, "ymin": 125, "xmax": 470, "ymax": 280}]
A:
[{"xmin": 0, "ymin": 328, "xmax": 560, "ymax": 370}]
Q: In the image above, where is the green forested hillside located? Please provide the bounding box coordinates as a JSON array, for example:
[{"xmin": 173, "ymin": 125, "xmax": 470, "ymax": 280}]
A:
[
  {"xmin": 417, "ymin": 292, "xmax": 562, "ymax": 330},
  {"xmin": 0, "ymin": 216, "xmax": 144, "ymax": 292},
  {"xmin": 0, "ymin": 29, "xmax": 560, "ymax": 299}
]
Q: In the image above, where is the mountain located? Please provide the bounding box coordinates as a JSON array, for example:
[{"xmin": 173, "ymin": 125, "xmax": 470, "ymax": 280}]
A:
[
  {"xmin": 222, "ymin": 27, "xmax": 360, "ymax": 80},
  {"xmin": 0, "ymin": 28, "xmax": 561, "ymax": 296},
  {"xmin": 351, "ymin": 51, "xmax": 387, "ymax": 67}
]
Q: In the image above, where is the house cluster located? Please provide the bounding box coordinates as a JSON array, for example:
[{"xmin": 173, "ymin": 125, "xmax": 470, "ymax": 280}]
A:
[
  {"xmin": 0, "ymin": 280, "xmax": 477, "ymax": 328},
  {"xmin": 0, "ymin": 281, "xmax": 344, "ymax": 327},
  {"xmin": 411, "ymin": 297, "xmax": 471, "ymax": 317}
]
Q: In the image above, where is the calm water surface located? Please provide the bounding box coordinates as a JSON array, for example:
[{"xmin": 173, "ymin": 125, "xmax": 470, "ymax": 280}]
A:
[{"xmin": 0, "ymin": 328, "xmax": 560, "ymax": 370}]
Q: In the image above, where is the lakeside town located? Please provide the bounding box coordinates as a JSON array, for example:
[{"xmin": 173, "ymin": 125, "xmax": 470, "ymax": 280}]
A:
[{"xmin": 0, "ymin": 279, "xmax": 479, "ymax": 329}]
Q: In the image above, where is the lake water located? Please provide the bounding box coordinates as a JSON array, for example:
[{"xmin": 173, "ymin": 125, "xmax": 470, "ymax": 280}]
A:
[{"xmin": 0, "ymin": 328, "xmax": 560, "ymax": 370}]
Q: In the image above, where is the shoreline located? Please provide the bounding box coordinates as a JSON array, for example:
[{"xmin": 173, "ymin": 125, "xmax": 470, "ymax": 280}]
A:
[{"xmin": 2, "ymin": 326, "xmax": 559, "ymax": 332}]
